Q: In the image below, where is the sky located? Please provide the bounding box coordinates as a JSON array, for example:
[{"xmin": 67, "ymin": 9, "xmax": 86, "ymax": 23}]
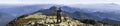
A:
[{"xmin": 0, "ymin": 0, "xmax": 120, "ymax": 5}]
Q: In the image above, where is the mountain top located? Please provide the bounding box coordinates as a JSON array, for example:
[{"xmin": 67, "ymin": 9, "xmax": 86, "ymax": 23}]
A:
[
  {"xmin": 7, "ymin": 13, "xmax": 104, "ymax": 26},
  {"xmin": 6, "ymin": 6, "xmax": 120, "ymax": 26}
]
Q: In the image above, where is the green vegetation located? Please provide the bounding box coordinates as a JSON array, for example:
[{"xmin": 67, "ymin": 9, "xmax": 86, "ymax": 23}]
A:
[{"xmin": 7, "ymin": 13, "xmax": 120, "ymax": 26}]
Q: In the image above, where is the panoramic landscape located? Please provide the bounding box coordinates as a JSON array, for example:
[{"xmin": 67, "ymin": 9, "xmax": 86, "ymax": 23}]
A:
[{"xmin": 0, "ymin": 0, "xmax": 120, "ymax": 26}]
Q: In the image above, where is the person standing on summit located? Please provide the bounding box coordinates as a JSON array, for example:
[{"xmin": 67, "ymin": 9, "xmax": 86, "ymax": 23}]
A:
[
  {"xmin": 49, "ymin": 6, "xmax": 62, "ymax": 23},
  {"xmin": 56, "ymin": 7, "xmax": 62, "ymax": 23}
]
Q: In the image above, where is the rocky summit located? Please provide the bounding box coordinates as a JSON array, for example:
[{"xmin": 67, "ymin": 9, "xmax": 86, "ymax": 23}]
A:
[
  {"xmin": 7, "ymin": 13, "xmax": 102, "ymax": 26},
  {"xmin": 7, "ymin": 6, "xmax": 120, "ymax": 26}
]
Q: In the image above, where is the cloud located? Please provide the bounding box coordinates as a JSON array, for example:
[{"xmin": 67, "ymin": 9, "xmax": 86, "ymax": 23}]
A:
[{"xmin": 0, "ymin": 0, "xmax": 120, "ymax": 4}]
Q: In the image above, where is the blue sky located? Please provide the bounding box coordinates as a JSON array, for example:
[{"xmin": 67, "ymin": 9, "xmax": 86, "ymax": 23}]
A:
[{"xmin": 0, "ymin": 0, "xmax": 120, "ymax": 4}]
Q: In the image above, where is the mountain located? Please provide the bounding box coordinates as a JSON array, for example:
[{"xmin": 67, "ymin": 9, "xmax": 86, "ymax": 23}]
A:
[
  {"xmin": 67, "ymin": 3, "xmax": 120, "ymax": 24},
  {"xmin": 68, "ymin": 3, "xmax": 120, "ymax": 12},
  {"xmin": 0, "ymin": 12, "xmax": 15, "ymax": 26},
  {"xmin": 33, "ymin": 5, "xmax": 120, "ymax": 24},
  {"xmin": 0, "ymin": 4, "xmax": 55, "ymax": 26},
  {"xmin": 0, "ymin": 4, "xmax": 120, "ymax": 26},
  {"xmin": 0, "ymin": 4, "xmax": 71, "ymax": 26}
]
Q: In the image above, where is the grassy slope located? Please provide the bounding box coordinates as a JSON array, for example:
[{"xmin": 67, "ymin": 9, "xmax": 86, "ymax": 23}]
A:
[{"xmin": 7, "ymin": 13, "xmax": 120, "ymax": 26}]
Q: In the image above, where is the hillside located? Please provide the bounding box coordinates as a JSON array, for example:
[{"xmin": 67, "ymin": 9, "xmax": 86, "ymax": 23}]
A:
[
  {"xmin": 7, "ymin": 13, "xmax": 102, "ymax": 26},
  {"xmin": 7, "ymin": 13, "xmax": 120, "ymax": 26},
  {"xmin": 0, "ymin": 4, "xmax": 120, "ymax": 26}
]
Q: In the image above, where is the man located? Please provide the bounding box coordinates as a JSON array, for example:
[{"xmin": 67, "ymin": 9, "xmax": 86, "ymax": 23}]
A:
[{"xmin": 56, "ymin": 7, "xmax": 62, "ymax": 23}]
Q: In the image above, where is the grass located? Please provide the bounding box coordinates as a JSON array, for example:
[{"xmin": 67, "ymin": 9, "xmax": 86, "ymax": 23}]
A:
[{"xmin": 7, "ymin": 13, "xmax": 120, "ymax": 26}]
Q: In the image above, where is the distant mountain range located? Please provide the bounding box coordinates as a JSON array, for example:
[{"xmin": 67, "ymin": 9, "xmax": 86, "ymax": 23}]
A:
[
  {"xmin": 0, "ymin": 3, "xmax": 120, "ymax": 26},
  {"xmin": 67, "ymin": 3, "xmax": 120, "ymax": 24},
  {"xmin": 34, "ymin": 5, "xmax": 120, "ymax": 24}
]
